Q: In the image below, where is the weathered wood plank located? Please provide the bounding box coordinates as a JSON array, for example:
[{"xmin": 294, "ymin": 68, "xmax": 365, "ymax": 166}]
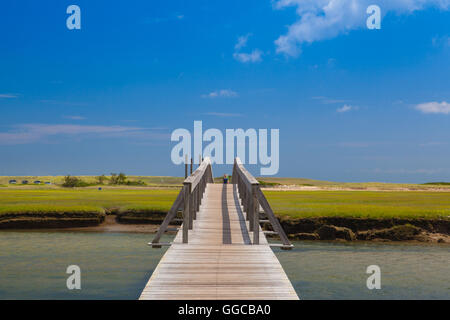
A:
[{"xmin": 139, "ymin": 184, "xmax": 298, "ymax": 300}]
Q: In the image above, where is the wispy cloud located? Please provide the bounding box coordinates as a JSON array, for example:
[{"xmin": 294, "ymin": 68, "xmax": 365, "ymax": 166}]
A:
[
  {"xmin": 201, "ymin": 89, "xmax": 238, "ymax": 98},
  {"xmin": 432, "ymin": 35, "xmax": 450, "ymax": 47},
  {"xmin": 273, "ymin": 0, "xmax": 450, "ymax": 57},
  {"xmin": 0, "ymin": 124, "xmax": 167, "ymax": 145},
  {"xmin": 203, "ymin": 112, "xmax": 244, "ymax": 117},
  {"xmin": 312, "ymin": 96, "xmax": 348, "ymax": 104},
  {"xmin": 63, "ymin": 115, "xmax": 86, "ymax": 120},
  {"xmin": 0, "ymin": 94, "xmax": 18, "ymax": 98},
  {"xmin": 415, "ymin": 101, "xmax": 450, "ymax": 114},
  {"xmin": 337, "ymin": 104, "xmax": 358, "ymax": 113},
  {"xmin": 233, "ymin": 34, "xmax": 263, "ymax": 63},
  {"xmin": 235, "ymin": 33, "xmax": 252, "ymax": 50},
  {"xmin": 233, "ymin": 50, "xmax": 263, "ymax": 63}
]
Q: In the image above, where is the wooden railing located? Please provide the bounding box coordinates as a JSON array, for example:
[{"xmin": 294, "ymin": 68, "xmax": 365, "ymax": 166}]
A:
[
  {"xmin": 150, "ymin": 157, "xmax": 213, "ymax": 248},
  {"xmin": 232, "ymin": 157, "xmax": 293, "ymax": 250}
]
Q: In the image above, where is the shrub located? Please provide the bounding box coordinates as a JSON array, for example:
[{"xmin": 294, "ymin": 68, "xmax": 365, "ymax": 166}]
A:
[
  {"xmin": 62, "ymin": 175, "xmax": 90, "ymax": 188},
  {"xmin": 96, "ymin": 174, "xmax": 108, "ymax": 185},
  {"xmin": 110, "ymin": 173, "xmax": 127, "ymax": 185}
]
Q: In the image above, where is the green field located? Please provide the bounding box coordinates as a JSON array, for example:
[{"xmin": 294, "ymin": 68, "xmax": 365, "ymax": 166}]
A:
[
  {"xmin": 264, "ymin": 190, "xmax": 450, "ymax": 219},
  {"xmin": 0, "ymin": 188, "xmax": 178, "ymax": 215},
  {"xmin": 0, "ymin": 187, "xmax": 449, "ymax": 220}
]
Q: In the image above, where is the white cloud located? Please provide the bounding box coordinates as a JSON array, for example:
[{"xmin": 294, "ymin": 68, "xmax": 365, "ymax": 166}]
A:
[
  {"xmin": 0, "ymin": 94, "xmax": 18, "ymax": 98},
  {"xmin": 201, "ymin": 89, "xmax": 238, "ymax": 98},
  {"xmin": 273, "ymin": 0, "xmax": 450, "ymax": 56},
  {"xmin": 432, "ymin": 35, "xmax": 450, "ymax": 47},
  {"xmin": 415, "ymin": 101, "xmax": 450, "ymax": 114},
  {"xmin": 233, "ymin": 49, "xmax": 263, "ymax": 63},
  {"xmin": 235, "ymin": 34, "xmax": 252, "ymax": 50},
  {"xmin": 233, "ymin": 34, "xmax": 263, "ymax": 63},
  {"xmin": 312, "ymin": 96, "xmax": 348, "ymax": 104},
  {"xmin": 337, "ymin": 104, "xmax": 358, "ymax": 112},
  {"xmin": 0, "ymin": 124, "xmax": 166, "ymax": 145}
]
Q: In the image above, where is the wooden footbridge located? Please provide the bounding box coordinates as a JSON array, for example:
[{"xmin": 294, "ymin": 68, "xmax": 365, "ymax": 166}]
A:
[{"xmin": 139, "ymin": 158, "xmax": 298, "ymax": 300}]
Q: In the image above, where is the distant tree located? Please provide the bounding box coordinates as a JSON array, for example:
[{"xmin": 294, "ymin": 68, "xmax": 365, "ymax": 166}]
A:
[
  {"xmin": 109, "ymin": 173, "xmax": 127, "ymax": 185},
  {"xmin": 118, "ymin": 172, "xmax": 127, "ymax": 184},
  {"xmin": 110, "ymin": 173, "xmax": 118, "ymax": 185},
  {"xmin": 62, "ymin": 175, "xmax": 89, "ymax": 187},
  {"xmin": 96, "ymin": 174, "xmax": 107, "ymax": 185}
]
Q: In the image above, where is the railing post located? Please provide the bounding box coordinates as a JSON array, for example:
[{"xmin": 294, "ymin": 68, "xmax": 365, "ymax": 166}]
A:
[
  {"xmin": 192, "ymin": 186, "xmax": 197, "ymax": 220},
  {"xmin": 196, "ymin": 185, "xmax": 200, "ymax": 212},
  {"xmin": 183, "ymin": 184, "xmax": 191, "ymax": 243},
  {"xmin": 248, "ymin": 187, "xmax": 254, "ymax": 231},
  {"xmin": 189, "ymin": 185, "xmax": 194, "ymax": 229},
  {"xmin": 252, "ymin": 184, "xmax": 259, "ymax": 244},
  {"xmin": 185, "ymin": 155, "xmax": 188, "ymax": 179}
]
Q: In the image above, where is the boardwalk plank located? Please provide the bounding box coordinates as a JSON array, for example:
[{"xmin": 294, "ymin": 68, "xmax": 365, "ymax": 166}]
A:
[{"xmin": 139, "ymin": 184, "xmax": 298, "ymax": 300}]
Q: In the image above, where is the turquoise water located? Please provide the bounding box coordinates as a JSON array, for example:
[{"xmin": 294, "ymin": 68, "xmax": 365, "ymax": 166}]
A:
[
  {"xmin": 274, "ymin": 241, "xmax": 450, "ymax": 299},
  {"xmin": 0, "ymin": 231, "xmax": 448, "ymax": 299}
]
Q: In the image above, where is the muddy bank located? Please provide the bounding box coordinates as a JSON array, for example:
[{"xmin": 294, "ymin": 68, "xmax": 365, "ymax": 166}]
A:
[
  {"xmin": 0, "ymin": 209, "xmax": 171, "ymax": 230},
  {"xmin": 115, "ymin": 210, "xmax": 174, "ymax": 225},
  {"xmin": 275, "ymin": 217, "xmax": 450, "ymax": 243},
  {"xmin": 1, "ymin": 210, "xmax": 449, "ymax": 243},
  {"xmin": 0, "ymin": 212, "xmax": 105, "ymax": 229}
]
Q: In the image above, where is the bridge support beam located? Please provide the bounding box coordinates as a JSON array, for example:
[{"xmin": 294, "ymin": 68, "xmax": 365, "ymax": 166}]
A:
[
  {"xmin": 183, "ymin": 184, "xmax": 190, "ymax": 243},
  {"xmin": 252, "ymin": 184, "xmax": 259, "ymax": 244}
]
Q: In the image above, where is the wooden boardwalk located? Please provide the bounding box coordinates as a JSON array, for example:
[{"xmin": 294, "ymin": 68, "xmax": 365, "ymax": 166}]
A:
[{"xmin": 139, "ymin": 184, "xmax": 298, "ymax": 300}]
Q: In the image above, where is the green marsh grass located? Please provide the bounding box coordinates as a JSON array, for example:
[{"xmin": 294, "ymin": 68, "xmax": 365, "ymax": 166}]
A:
[
  {"xmin": 0, "ymin": 188, "xmax": 178, "ymax": 217},
  {"xmin": 0, "ymin": 188, "xmax": 449, "ymax": 220},
  {"xmin": 264, "ymin": 190, "xmax": 450, "ymax": 219}
]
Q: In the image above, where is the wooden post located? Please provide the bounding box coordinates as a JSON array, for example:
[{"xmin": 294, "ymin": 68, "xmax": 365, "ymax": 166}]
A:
[
  {"xmin": 189, "ymin": 185, "xmax": 194, "ymax": 229},
  {"xmin": 196, "ymin": 185, "xmax": 200, "ymax": 212},
  {"xmin": 248, "ymin": 189, "xmax": 254, "ymax": 231},
  {"xmin": 252, "ymin": 184, "xmax": 259, "ymax": 244},
  {"xmin": 182, "ymin": 184, "xmax": 190, "ymax": 243},
  {"xmin": 184, "ymin": 155, "xmax": 188, "ymax": 178},
  {"xmin": 190, "ymin": 158, "xmax": 193, "ymax": 175}
]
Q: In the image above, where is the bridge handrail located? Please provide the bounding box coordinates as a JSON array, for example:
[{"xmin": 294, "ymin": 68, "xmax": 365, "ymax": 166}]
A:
[
  {"xmin": 232, "ymin": 157, "xmax": 293, "ymax": 250},
  {"xmin": 150, "ymin": 157, "xmax": 213, "ymax": 247}
]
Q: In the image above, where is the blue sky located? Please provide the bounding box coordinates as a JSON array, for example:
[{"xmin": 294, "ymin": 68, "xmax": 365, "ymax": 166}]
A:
[{"xmin": 1, "ymin": 0, "xmax": 450, "ymax": 182}]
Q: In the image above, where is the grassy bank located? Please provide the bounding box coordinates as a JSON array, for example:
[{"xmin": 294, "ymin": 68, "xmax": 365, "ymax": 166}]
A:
[
  {"xmin": 264, "ymin": 190, "xmax": 450, "ymax": 219},
  {"xmin": 0, "ymin": 188, "xmax": 449, "ymax": 241},
  {"xmin": 262, "ymin": 190, "xmax": 450, "ymax": 242},
  {"xmin": 1, "ymin": 188, "xmax": 450, "ymax": 220},
  {"xmin": 0, "ymin": 188, "xmax": 178, "ymax": 228}
]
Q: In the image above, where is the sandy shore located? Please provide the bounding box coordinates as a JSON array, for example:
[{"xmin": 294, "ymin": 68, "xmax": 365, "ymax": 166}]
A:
[{"xmin": 49, "ymin": 216, "xmax": 173, "ymax": 234}]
